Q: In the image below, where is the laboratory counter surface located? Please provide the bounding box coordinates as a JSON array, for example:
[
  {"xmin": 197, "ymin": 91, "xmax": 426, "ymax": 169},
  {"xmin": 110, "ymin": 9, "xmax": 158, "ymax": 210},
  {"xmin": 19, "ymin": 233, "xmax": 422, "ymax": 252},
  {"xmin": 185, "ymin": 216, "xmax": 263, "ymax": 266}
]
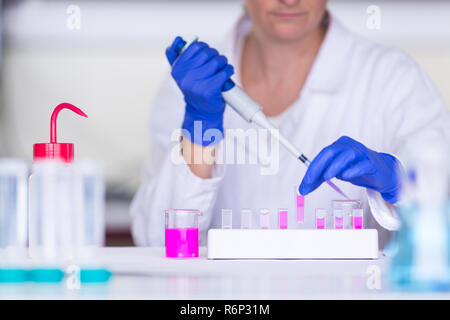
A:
[{"xmin": 0, "ymin": 247, "xmax": 449, "ymax": 300}]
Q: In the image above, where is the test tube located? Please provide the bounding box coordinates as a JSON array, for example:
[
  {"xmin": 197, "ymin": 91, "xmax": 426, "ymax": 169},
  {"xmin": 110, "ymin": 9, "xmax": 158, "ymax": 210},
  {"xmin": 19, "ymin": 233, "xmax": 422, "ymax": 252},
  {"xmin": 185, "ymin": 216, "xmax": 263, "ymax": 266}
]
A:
[
  {"xmin": 241, "ymin": 208, "xmax": 252, "ymax": 229},
  {"xmin": 295, "ymin": 187, "xmax": 305, "ymax": 223},
  {"xmin": 278, "ymin": 208, "xmax": 288, "ymax": 229},
  {"xmin": 333, "ymin": 209, "xmax": 344, "ymax": 229},
  {"xmin": 259, "ymin": 209, "xmax": 270, "ymax": 229},
  {"xmin": 352, "ymin": 208, "xmax": 364, "ymax": 229},
  {"xmin": 315, "ymin": 208, "xmax": 326, "ymax": 229},
  {"xmin": 221, "ymin": 209, "xmax": 232, "ymax": 229},
  {"xmin": 0, "ymin": 159, "xmax": 28, "ymax": 260}
]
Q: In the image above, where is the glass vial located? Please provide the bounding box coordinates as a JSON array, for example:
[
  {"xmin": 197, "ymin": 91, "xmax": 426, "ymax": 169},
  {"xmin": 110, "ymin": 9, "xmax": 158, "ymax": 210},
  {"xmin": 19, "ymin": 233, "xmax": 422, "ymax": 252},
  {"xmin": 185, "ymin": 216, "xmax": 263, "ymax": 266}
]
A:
[
  {"xmin": 315, "ymin": 208, "xmax": 326, "ymax": 229},
  {"xmin": 221, "ymin": 209, "xmax": 232, "ymax": 229},
  {"xmin": 259, "ymin": 209, "xmax": 270, "ymax": 229},
  {"xmin": 278, "ymin": 208, "xmax": 288, "ymax": 229},
  {"xmin": 241, "ymin": 208, "xmax": 252, "ymax": 229}
]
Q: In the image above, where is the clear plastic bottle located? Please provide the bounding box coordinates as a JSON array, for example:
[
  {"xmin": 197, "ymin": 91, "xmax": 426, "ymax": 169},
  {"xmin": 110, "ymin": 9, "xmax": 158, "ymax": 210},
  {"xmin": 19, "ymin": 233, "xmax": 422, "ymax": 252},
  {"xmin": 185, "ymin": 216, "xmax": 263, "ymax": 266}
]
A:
[
  {"xmin": 27, "ymin": 103, "xmax": 108, "ymax": 282},
  {"xmin": 74, "ymin": 160, "xmax": 105, "ymax": 258},
  {"xmin": 0, "ymin": 159, "xmax": 28, "ymax": 265},
  {"xmin": 28, "ymin": 159, "xmax": 105, "ymax": 262},
  {"xmin": 28, "ymin": 161, "xmax": 80, "ymax": 261},
  {"xmin": 389, "ymin": 141, "xmax": 450, "ymax": 291}
]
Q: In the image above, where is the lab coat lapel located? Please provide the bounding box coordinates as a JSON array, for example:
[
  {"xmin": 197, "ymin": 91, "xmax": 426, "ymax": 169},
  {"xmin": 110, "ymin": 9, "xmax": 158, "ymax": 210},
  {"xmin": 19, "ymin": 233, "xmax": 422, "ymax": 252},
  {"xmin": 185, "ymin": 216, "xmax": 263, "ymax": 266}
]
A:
[{"xmin": 283, "ymin": 13, "xmax": 353, "ymax": 158}]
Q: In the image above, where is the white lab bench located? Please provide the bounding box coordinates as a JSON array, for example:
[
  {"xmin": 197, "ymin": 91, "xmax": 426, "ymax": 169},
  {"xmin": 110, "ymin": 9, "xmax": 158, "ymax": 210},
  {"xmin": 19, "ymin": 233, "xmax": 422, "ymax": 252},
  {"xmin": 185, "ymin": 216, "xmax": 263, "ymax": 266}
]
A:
[{"xmin": 1, "ymin": 247, "xmax": 449, "ymax": 300}]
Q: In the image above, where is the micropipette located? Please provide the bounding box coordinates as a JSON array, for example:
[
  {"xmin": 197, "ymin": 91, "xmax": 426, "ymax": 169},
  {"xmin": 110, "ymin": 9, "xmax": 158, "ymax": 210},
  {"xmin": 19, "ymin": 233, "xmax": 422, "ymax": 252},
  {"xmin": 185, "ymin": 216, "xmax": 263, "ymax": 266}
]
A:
[{"xmin": 174, "ymin": 38, "xmax": 350, "ymax": 200}]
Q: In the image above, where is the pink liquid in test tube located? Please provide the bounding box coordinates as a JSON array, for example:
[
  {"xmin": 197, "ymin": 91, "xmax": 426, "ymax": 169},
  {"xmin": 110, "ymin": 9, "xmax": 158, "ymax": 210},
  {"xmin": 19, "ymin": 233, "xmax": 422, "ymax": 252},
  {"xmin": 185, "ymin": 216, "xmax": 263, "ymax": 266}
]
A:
[
  {"xmin": 335, "ymin": 216, "xmax": 343, "ymax": 229},
  {"xmin": 259, "ymin": 209, "xmax": 270, "ymax": 229},
  {"xmin": 315, "ymin": 209, "xmax": 326, "ymax": 229},
  {"xmin": 334, "ymin": 209, "xmax": 344, "ymax": 229},
  {"xmin": 352, "ymin": 208, "xmax": 363, "ymax": 229},
  {"xmin": 296, "ymin": 190, "xmax": 305, "ymax": 223},
  {"xmin": 278, "ymin": 209, "xmax": 288, "ymax": 229},
  {"xmin": 316, "ymin": 217, "xmax": 325, "ymax": 229},
  {"xmin": 241, "ymin": 209, "xmax": 252, "ymax": 229},
  {"xmin": 165, "ymin": 228, "xmax": 199, "ymax": 258}
]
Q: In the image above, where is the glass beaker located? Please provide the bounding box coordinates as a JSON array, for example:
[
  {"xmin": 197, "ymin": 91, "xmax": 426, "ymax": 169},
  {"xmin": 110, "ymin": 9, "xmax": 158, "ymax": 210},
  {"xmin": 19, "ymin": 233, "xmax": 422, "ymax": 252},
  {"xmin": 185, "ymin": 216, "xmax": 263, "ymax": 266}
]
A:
[
  {"xmin": 332, "ymin": 200, "xmax": 361, "ymax": 229},
  {"xmin": 165, "ymin": 209, "xmax": 201, "ymax": 258}
]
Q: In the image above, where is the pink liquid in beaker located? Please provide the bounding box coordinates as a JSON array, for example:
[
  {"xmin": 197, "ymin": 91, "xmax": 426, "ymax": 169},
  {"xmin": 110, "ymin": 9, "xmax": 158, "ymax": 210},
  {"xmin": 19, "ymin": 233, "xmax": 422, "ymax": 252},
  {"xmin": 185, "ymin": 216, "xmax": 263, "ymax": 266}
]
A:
[
  {"xmin": 335, "ymin": 216, "xmax": 343, "ymax": 229},
  {"xmin": 316, "ymin": 217, "xmax": 325, "ymax": 229},
  {"xmin": 165, "ymin": 228, "xmax": 199, "ymax": 258},
  {"xmin": 353, "ymin": 216, "xmax": 363, "ymax": 229}
]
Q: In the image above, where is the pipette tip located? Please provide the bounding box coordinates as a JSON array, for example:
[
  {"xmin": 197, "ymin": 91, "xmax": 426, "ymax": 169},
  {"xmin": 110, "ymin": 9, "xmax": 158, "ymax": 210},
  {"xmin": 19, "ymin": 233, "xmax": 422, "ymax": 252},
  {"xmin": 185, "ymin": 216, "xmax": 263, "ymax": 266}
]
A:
[{"xmin": 325, "ymin": 180, "xmax": 350, "ymax": 200}]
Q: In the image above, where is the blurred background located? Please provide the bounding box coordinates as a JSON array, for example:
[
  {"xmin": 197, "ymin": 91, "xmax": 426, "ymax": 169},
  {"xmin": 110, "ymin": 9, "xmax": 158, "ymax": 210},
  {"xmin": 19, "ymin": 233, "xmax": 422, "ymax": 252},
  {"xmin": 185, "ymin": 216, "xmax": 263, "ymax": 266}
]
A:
[{"xmin": 0, "ymin": 0, "xmax": 449, "ymax": 246}]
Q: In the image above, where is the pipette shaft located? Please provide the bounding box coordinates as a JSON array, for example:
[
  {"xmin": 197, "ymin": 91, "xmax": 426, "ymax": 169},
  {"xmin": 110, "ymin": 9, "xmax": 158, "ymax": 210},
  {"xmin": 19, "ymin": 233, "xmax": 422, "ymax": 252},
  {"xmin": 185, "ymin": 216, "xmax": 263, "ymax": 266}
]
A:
[
  {"xmin": 250, "ymin": 111, "xmax": 350, "ymax": 200},
  {"xmin": 175, "ymin": 38, "xmax": 350, "ymax": 200}
]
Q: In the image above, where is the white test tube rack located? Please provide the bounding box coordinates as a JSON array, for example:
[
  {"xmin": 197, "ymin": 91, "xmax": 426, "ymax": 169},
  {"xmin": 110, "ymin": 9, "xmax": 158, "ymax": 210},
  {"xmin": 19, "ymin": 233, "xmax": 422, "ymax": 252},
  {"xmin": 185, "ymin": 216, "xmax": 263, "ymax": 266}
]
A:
[{"xmin": 207, "ymin": 229, "xmax": 378, "ymax": 259}]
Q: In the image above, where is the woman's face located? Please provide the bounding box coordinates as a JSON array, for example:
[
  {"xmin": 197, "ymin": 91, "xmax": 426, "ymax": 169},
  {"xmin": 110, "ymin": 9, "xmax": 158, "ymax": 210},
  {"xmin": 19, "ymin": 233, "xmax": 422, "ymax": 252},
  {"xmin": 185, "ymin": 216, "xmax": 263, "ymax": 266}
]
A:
[{"xmin": 245, "ymin": 0, "xmax": 328, "ymax": 41}]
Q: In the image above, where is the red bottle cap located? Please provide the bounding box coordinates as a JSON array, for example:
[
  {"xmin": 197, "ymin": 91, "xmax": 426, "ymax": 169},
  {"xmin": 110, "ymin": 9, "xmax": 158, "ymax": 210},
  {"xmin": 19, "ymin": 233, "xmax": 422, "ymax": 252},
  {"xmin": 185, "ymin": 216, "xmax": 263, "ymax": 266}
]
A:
[{"xmin": 33, "ymin": 103, "xmax": 88, "ymax": 163}]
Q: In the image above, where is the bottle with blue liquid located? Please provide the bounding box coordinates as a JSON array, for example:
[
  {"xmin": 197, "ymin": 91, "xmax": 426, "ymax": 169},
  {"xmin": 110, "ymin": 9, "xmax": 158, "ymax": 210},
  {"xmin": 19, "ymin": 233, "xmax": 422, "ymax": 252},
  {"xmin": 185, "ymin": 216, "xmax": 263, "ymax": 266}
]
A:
[{"xmin": 389, "ymin": 141, "xmax": 450, "ymax": 291}]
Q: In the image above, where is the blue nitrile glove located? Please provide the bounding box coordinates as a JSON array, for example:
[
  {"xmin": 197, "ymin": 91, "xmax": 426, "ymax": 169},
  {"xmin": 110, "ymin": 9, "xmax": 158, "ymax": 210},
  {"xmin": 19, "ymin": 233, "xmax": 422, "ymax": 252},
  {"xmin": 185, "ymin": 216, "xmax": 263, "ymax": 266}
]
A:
[
  {"xmin": 166, "ymin": 36, "xmax": 234, "ymax": 146},
  {"xmin": 299, "ymin": 136, "xmax": 402, "ymax": 204}
]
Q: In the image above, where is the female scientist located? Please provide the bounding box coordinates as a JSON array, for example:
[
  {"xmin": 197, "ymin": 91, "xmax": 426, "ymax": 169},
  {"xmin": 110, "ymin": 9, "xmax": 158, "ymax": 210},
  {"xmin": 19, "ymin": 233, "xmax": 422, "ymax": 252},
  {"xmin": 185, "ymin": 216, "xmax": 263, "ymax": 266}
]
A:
[{"xmin": 130, "ymin": 0, "xmax": 450, "ymax": 247}]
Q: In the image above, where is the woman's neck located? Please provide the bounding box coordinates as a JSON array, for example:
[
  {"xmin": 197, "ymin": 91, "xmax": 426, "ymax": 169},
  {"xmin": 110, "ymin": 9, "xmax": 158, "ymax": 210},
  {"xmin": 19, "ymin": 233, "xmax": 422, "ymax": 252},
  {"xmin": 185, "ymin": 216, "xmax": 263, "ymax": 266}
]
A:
[
  {"xmin": 240, "ymin": 23, "xmax": 326, "ymax": 117},
  {"xmin": 243, "ymin": 26, "xmax": 326, "ymax": 86}
]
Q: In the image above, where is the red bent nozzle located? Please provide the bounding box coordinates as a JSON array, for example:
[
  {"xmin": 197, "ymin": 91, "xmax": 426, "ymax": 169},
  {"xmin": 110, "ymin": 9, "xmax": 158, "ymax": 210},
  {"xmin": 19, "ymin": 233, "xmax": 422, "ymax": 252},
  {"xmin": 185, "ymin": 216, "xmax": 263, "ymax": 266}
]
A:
[
  {"xmin": 33, "ymin": 102, "xmax": 88, "ymax": 163},
  {"xmin": 50, "ymin": 103, "xmax": 88, "ymax": 144}
]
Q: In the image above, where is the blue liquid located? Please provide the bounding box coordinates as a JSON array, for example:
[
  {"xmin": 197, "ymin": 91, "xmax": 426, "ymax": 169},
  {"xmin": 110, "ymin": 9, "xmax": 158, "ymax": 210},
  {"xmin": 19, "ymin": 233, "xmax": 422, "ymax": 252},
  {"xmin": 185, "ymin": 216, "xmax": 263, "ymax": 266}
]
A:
[
  {"xmin": 0, "ymin": 268, "xmax": 27, "ymax": 283},
  {"xmin": 389, "ymin": 202, "xmax": 450, "ymax": 291},
  {"xmin": 28, "ymin": 268, "xmax": 65, "ymax": 283},
  {"xmin": 80, "ymin": 268, "xmax": 112, "ymax": 283}
]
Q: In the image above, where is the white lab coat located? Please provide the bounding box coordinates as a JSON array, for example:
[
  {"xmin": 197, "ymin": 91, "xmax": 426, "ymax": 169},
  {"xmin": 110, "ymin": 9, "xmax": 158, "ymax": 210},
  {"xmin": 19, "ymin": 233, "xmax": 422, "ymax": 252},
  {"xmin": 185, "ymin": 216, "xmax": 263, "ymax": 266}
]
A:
[{"xmin": 130, "ymin": 14, "xmax": 450, "ymax": 248}]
